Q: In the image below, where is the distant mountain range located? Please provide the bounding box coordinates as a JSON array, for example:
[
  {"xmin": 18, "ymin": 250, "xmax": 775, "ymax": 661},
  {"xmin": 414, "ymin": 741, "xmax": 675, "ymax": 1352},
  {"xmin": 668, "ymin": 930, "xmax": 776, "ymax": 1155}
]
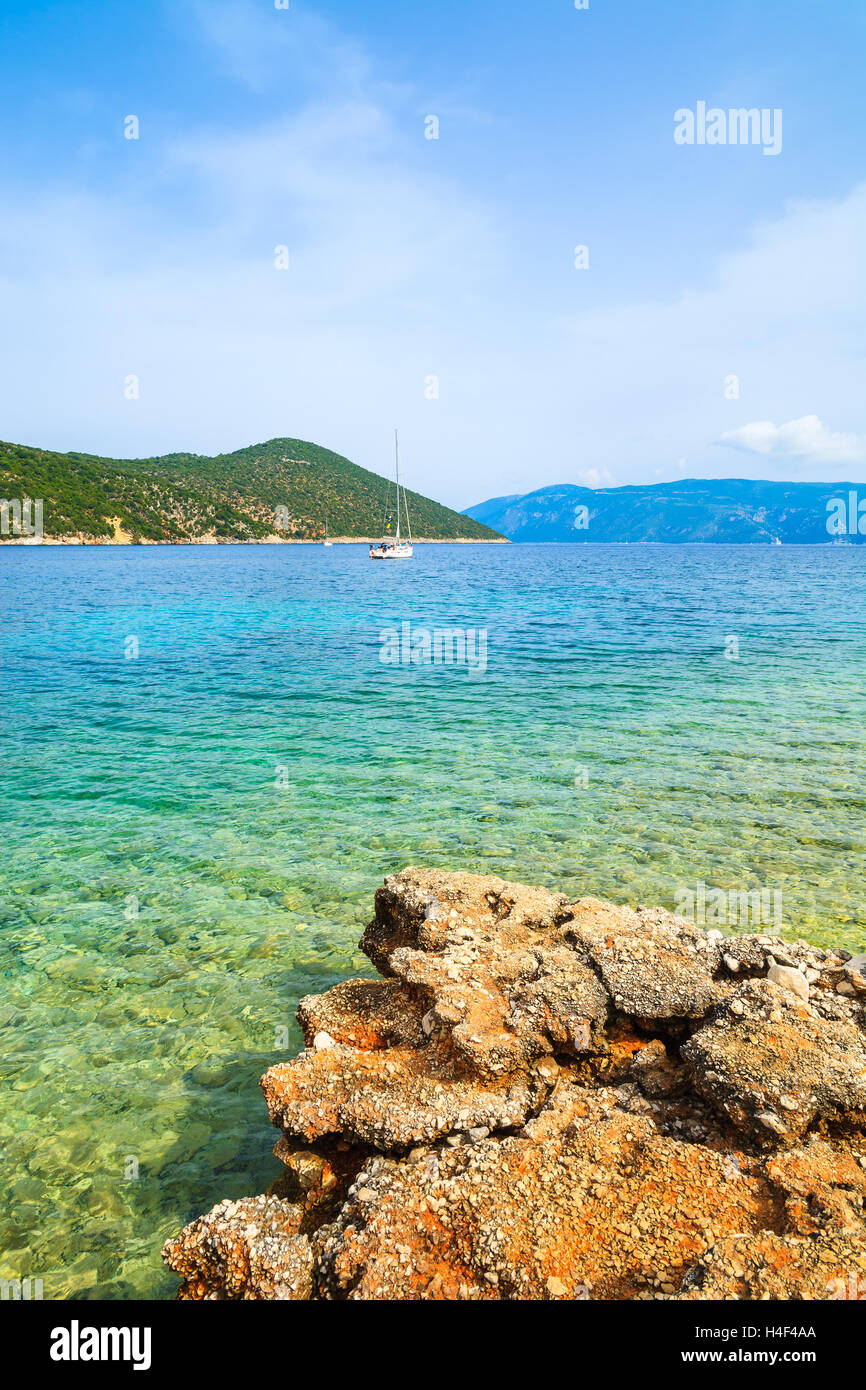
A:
[
  {"xmin": 464, "ymin": 479, "xmax": 865, "ymax": 544},
  {"xmin": 0, "ymin": 437, "xmax": 503, "ymax": 543}
]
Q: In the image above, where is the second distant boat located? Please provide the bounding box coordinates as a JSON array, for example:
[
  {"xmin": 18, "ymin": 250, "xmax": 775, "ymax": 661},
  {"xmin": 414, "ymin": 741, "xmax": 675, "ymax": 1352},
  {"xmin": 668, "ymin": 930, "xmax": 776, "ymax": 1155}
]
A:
[{"xmin": 370, "ymin": 431, "xmax": 413, "ymax": 559}]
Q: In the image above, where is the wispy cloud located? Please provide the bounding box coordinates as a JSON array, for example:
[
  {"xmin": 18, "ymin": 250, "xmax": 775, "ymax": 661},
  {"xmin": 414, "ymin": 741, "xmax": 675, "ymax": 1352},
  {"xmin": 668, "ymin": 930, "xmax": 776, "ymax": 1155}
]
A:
[
  {"xmin": 716, "ymin": 415, "xmax": 866, "ymax": 468},
  {"xmin": 545, "ymin": 185, "xmax": 866, "ymax": 491},
  {"xmin": 0, "ymin": 10, "xmax": 502, "ymax": 486},
  {"xmin": 188, "ymin": 0, "xmax": 373, "ymax": 96}
]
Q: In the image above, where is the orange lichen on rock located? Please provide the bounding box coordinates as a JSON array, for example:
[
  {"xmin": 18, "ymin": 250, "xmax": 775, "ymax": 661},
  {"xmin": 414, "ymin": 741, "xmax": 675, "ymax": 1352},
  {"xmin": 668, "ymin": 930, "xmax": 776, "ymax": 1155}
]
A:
[{"xmin": 162, "ymin": 867, "xmax": 866, "ymax": 1300}]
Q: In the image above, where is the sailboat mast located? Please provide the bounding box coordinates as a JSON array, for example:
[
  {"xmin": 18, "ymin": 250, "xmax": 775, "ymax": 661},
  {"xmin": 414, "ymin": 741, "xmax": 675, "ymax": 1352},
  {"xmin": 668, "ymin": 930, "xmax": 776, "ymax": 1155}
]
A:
[{"xmin": 394, "ymin": 429, "xmax": 401, "ymax": 544}]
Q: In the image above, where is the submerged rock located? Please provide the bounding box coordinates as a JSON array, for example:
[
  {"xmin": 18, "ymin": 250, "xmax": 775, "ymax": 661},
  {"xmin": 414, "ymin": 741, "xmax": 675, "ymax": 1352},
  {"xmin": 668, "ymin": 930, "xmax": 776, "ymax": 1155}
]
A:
[{"xmin": 162, "ymin": 868, "xmax": 866, "ymax": 1300}]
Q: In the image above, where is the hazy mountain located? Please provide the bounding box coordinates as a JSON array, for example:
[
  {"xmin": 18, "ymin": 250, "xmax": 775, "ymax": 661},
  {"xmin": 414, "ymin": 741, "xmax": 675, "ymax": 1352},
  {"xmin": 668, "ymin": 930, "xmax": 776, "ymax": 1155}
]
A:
[{"xmin": 464, "ymin": 479, "xmax": 865, "ymax": 543}]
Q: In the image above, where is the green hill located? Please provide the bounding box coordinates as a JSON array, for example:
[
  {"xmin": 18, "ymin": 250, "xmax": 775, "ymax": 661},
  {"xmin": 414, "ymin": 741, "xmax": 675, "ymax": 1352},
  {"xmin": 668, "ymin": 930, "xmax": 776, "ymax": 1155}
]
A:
[{"xmin": 0, "ymin": 437, "xmax": 503, "ymax": 543}]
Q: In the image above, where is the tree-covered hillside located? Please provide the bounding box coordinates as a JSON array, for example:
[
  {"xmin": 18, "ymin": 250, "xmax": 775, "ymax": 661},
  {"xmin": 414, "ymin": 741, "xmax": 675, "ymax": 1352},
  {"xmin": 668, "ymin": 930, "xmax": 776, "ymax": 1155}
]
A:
[{"xmin": 0, "ymin": 437, "xmax": 502, "ymax": 542}]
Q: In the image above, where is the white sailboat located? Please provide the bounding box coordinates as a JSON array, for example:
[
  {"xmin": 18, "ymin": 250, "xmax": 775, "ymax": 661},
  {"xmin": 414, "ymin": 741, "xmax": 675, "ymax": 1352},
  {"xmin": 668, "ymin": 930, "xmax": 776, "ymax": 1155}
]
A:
[
  {"xmin": 323, "ymin": 514, "xmax": 333, "ymax": 546},
  {"xmin": 370, "ymin": 431, "xmax": 413, "ymax": 559}
]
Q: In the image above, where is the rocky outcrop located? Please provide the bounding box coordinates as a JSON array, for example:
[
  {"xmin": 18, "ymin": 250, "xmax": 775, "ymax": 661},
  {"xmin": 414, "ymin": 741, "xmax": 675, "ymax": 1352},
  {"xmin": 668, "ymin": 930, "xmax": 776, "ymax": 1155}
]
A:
[
  {"xmin": 163, "ymin": 868, "xmax": 866, "ymax": 1300},
  {"xmin": 683, "ymin": 978, "xmax": 866, "ymax": 1143}
]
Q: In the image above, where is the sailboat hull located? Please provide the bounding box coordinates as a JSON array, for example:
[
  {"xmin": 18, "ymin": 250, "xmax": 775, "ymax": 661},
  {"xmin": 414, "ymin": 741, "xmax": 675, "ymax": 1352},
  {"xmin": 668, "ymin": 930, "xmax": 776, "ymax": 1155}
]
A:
[{"xmin": 369, "ymin": 543, "xmax": 413, "ymax": 559}]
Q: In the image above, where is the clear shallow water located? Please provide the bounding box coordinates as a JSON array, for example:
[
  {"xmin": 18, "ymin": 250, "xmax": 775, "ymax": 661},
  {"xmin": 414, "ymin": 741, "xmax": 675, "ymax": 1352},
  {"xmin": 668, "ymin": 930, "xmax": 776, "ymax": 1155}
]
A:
[{"xmin": 1, "ymin": 542, "xmax": 864, "ymax": 1299}]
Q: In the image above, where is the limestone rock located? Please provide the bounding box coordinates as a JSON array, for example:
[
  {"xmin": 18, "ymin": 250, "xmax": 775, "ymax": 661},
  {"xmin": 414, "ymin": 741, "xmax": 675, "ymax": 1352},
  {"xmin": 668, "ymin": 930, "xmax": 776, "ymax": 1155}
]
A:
[
  {"xmin": 163, "ymin": 868, "xmax": 866, "ymax": 1302},
  {"xmin": 161, "ymin": 1196, "xmax": 314, "ymax": 1300},
  {"xmin": 677, "ymin": 1231, "xmax": 866, "ymax": 1301},
  {"xmin": 261, "ymin": 1042, "xmax": 551, "ymax": 1149},
  {"xmin": 313, "ymin": 1086, "xmax": 774, "ymax": 1301},
  {"xmin": 767, "ymin": 960, "xmax": 810, "ymax": 1001},
  {"xmin": 765, "ymin": 1141, "xmax": 866, "ymax": 1235},
  {"xmin": 683, "ymin": 978, "xmax": 866, "ymax": 1144},
  {"xmin": 297, "ymin": 978, "xmax": 428, "ymax": 1051},
  {"xmin": 565, "ymin": 898, "xmax": 723, "ymax": 1020}
]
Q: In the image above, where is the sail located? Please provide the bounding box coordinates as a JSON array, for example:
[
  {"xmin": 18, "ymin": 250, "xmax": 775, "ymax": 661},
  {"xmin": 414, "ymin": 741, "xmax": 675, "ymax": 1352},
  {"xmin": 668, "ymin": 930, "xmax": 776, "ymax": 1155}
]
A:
[
  {"xmin": 370, "ymin": 431, "xmax": 413, "ymax": 557},
  {"xmin": 394, "ymin": 430, "xmax": 401, "ymax": 544}
]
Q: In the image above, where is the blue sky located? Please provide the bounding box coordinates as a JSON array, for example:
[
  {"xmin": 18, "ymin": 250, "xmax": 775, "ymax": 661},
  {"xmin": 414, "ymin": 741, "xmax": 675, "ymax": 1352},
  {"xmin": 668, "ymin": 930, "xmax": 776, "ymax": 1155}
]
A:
[{"xmin": 1, "ymin": 0, "xmax": 864, "ymax": 505}]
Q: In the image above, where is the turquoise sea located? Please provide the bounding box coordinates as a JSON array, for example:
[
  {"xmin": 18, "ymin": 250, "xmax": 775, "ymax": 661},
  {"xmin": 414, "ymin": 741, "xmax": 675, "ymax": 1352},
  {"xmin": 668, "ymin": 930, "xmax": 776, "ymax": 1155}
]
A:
[{"xmin": 1, "ymin": 542, "xmax": 865, "ymax": 1298}]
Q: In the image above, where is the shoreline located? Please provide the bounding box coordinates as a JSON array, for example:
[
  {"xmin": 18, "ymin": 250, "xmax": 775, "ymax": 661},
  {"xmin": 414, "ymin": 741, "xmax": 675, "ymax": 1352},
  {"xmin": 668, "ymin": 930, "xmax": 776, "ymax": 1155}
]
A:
[
  {"xmin": 0, "ymin": 535, "xmax": 510, "ymax": 547},
  {"xmin": 3, "ymin": 536, "xmax": 861, "ymax": 548}
]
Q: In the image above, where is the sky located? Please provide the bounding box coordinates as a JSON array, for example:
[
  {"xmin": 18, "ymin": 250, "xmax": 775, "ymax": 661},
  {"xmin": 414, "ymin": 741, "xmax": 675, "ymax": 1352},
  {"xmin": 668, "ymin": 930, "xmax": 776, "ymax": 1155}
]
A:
[{"xmin": 0, "ymin": 0, "xmax": 864, "ymax": 507}]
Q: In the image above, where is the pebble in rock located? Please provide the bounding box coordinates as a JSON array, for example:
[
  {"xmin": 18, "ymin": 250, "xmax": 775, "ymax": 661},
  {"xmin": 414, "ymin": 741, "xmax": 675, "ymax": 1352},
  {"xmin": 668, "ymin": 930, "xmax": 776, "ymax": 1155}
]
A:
[{"xmin": 766, "ymin": 961, "xmax": 810, "ymax": 1002}]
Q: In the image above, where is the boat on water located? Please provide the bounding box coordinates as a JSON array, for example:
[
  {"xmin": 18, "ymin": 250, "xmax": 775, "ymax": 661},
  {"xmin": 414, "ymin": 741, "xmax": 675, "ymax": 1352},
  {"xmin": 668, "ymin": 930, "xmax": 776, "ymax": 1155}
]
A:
[
  {"xmin": 323, "ymin": 514, "xmax": 333, "ymax": 547},
  {"xmin": 370, "ymin": 431, "xmax": 413, "ymax": 559}
]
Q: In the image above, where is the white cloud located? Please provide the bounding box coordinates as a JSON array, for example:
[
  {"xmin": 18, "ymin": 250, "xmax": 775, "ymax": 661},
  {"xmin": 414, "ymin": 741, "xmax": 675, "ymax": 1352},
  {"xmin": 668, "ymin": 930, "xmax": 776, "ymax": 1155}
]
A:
[
  {"xmin": 716, "ymin": 415, "xmax": 866, "ymax": 467},
  {"xmin": 576, "ymin": 467, "xmax": 616, "ymax": 488},
  {"xmin": 535, "ymin": 185, "xmax": 866, "ymax": 492}
]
